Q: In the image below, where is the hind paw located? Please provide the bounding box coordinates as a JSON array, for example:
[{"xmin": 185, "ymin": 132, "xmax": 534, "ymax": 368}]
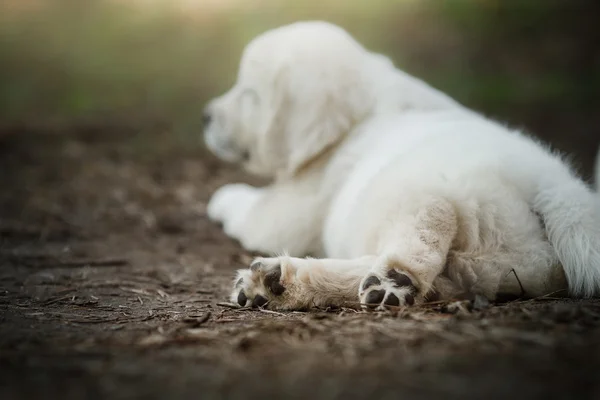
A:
[{"xmin": 358, "ymin": 269, "xmax": 419, "ymax": 310}]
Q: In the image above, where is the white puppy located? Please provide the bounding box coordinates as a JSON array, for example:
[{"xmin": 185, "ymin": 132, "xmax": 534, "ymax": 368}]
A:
[{"xmin": 203, "ymin": 21, "xmax": 600, "ymax": 310}]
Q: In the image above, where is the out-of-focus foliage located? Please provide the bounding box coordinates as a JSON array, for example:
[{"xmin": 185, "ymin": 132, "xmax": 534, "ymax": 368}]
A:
[{"xmin": 0, "ymin": 0, "xmax": 598, "ymax": 165}]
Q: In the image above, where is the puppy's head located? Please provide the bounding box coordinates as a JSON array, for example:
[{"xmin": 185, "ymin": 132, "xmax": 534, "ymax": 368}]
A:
[{"xmin": 203, "ymin": 21, "xmax": 377, "ymax": 179}]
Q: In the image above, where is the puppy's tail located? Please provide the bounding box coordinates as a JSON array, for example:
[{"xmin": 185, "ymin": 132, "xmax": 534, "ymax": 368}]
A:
[{"xmin": 532, "ymin": 148, "xmax": 600, "ymax": 297}]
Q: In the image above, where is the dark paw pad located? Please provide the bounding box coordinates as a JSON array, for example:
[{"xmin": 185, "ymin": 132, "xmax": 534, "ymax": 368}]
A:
[
  {"xmin": 237, "ymin": 291, "xmax": 248, "ymax": 306},
  {"xmin": 365, "ymin": 289, "xmax": 386, "ymax": 309},
  {"xmin": 404, "ymin": 293, "xmax": 415, "ymax": 306},
  {"xmin": 361, "ymin": 275, "xmax": 381, "ymax": 291},
  {"xmin": 384, "ymin": 293, "xmax": 400, "ymax": 306},
  {"xmin": 251, "ymin": 294, "xmax": 268, "ymax": 308},
  {"xmin": 264, "ymin": 266, "xmax": 285, "ymax": 296},
  {"xmin": 387, "ymin": 269, "xmax": 416, "ymax": 290}
]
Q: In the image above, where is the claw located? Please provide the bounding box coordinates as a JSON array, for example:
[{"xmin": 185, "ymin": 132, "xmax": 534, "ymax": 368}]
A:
[{"xmin": 250, "ymin": 260, "xmax": 262, "ymax": 271}]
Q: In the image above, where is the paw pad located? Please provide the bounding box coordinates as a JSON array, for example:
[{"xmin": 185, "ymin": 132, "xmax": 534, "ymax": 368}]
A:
[
  {"xmin": 365, "ymin": 289, "xmax": 385, "ymax": 308},
  {"xmin": 387, "ymin": 269, "xmax": 415, "ymax": 288},
  {"xmin": 232, "ymin": 261, "xmax": 287, "ymax": 308},
  {"xmin": 362, "ymin": 275, "xmax": 381, "ymax": 290},
  {"xmin": 359, "ymin": 269, "xmax": 418, "ymax": 310},
  {"xmin": 251, "ymin": 294, "xmax": 268, "ymax": 308},
  {"xmin": 385, "ymin": 293, "xmax": 400, "ymax": 306},
  {"xmin": 264, "ymin": 267, "xmax": 286, "ymax": 295},
  {"xmin": 237, "ymin": 290, "xmax": 248, "ymax": 306}
]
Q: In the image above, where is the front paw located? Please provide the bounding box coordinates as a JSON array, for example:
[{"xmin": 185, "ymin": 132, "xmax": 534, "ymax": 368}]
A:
[
  {"xmin": 230, "ymin": 257, "xmax": 296, "ymax": 310},
  {"xmin": 207, "ymin": 183, "xmax": 259, "ymax": 224}
]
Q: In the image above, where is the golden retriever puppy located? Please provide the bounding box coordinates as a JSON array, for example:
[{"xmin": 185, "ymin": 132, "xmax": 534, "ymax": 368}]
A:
[{"xmin": 203, "ymin": 21, "xmax": 600, "ymax": 310}]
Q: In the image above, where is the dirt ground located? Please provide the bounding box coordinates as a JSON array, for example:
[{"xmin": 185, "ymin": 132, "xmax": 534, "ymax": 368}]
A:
[{"xmin": 1, "ymin": 127, "xmax": 599, "ymax": 400}]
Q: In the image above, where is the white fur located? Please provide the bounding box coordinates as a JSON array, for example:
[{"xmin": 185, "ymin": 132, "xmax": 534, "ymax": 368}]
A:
[{"xmin": 204, "ymin": 21, "xmax": 600, "ymax": 310}]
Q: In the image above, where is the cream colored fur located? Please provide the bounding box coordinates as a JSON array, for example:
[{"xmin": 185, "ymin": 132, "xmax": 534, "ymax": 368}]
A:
[{"xmin": 203, "ymin": 21, "xmax": 600, "ymax": 310}]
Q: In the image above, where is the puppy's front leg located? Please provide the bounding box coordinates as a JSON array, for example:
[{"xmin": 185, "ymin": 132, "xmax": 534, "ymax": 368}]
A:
[
  {"xmin": 207, "ymin": 181, "xmax": 324, "ymax": 256},
  {"xmin": 231, "ymin": 255, "xmax": 376, "ymax": 310},
  {"xmin": 207, "ymin": 183, "xmax": 263, "ymax": 235}
]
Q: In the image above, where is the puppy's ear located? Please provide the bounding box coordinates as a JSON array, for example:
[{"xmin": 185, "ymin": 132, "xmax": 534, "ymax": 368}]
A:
[
  {"xmin": 266, "ymin": 61, "xmax": 372, "ymax": 178},
  {"xmin": 288, "ymin": 66, "xmax": 371, "ymax": 176}
]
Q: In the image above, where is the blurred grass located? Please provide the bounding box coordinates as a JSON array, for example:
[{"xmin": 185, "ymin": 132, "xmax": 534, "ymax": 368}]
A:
[{"xmin": 0, "ymin": 0, "xmax": 598, "ymax": 147}]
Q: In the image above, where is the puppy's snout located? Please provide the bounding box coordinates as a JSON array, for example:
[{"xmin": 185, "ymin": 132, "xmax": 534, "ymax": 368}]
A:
[{"xmin": 202, "ymin": 106, "xmax": 213, "ymax": 127}]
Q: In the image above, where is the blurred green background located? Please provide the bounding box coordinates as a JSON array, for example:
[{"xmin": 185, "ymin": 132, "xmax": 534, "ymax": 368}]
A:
[{"xmin": 0, "ymin": 0, "xmax": 598, "ymax": 176}]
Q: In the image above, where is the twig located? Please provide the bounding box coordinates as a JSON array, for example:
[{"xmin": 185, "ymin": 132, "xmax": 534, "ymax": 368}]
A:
[
  {"xmin": 257, "ymin": 308, "xmax": 287, "ymax": 317},
  {"xmin": 215, "ymin": 318, "xmax": 241, "ymax": 323},
  {"xmin": 121, "ymin": 287, "xmax": 152, "ymax": 296},
  {"xmin": 497, "ymin": 289, "xmax": 568, "ymax": 306},
  {"xmin": 182, "ymin": 312, "xmax": 211, "ymax": 327},
  {"xmin": 42, "ymin": 295, "xmax": 75, "ymax": 306},
  {"xmin": 68, "ymin": 317, "xmax": 121, "ymax": 324},
  {"xmin": 506, "ymin": 268, "xmax": 526, "ymax": 297},
  {"xmin": 216, "ymin": 302, "xmax": 241, "ymax": 309}
]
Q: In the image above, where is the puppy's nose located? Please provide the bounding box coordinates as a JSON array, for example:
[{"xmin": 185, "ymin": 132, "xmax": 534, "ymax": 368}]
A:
[{"xmin": 202, "ymin": 107, "xmax": 212, "ymax": 127}]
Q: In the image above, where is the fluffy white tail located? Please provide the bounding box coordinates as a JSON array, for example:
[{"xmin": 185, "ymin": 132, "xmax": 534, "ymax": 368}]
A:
[{"xmin": 532, "ymin": 150, "xmax": 600, "ymax": 297}]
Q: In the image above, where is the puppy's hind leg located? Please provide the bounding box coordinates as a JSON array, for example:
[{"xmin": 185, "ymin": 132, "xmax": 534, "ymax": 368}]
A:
[
  {"xmin": 358, "ymin": 196, "xmax": 458, "ymax": 310},
  {"xmin": 231, "ymin": 256, "xmax": 376, "ymax": 311}
]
